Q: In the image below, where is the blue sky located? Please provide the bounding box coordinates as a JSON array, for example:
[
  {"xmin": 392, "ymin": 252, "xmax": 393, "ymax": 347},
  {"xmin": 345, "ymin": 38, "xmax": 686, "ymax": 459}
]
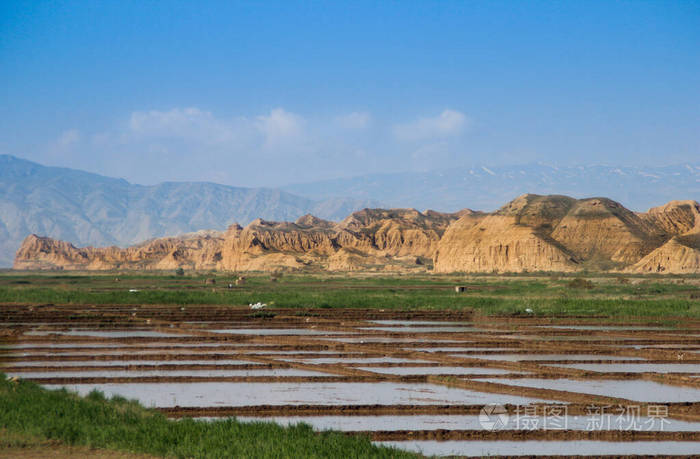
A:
[{"xmin": 1, "ymin": 0, "xmax": 698, "ymax": 186}]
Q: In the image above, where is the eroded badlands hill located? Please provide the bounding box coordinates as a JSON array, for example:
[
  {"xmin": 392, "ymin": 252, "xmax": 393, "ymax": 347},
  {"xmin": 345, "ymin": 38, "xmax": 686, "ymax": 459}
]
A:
[
  {"xmin": 15, "ymin": 208, "xmax": 463, "ymax": 272},
  {"xmin": 14, "ymin": 195, "xmax": 700, "ymax": 273},
  {"xmin": 433, "ymin": 195, "xmax": 700, "ymax": 273}
]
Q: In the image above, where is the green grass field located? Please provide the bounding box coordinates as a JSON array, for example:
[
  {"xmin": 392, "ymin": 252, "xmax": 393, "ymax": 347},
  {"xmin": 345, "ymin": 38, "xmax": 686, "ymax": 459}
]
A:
[{"xmin": 1, "ymin": 271, "xmax": 698, "ymax": 321}]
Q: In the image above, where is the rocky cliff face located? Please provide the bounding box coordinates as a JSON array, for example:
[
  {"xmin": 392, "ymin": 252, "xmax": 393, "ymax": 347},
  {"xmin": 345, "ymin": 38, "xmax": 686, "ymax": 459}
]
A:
[
  {"xmin": 434, "ymin": 195, "xmax": 579, "ymax": 273},
  {"xmin": 625, "ymin": 201, "xmax": 700, "ymax": 274},
  {"xmin": 433, "ymin": 195, "xmax": 700, "ymax": 274},
  {"xmin": 14, "ymin": 196, "xmax": 700, "ymax": 273},
  {"xmin": 15, "ymin": 208, "xmax": 461, "ymax": 272}
]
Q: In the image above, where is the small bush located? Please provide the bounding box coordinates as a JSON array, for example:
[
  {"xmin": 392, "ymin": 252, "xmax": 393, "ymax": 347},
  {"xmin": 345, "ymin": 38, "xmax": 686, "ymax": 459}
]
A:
[
  {"xmin": 568, "ymin": 278, "xmax": 594, "ymax": 289},
  {"xmin": 175, "ymin": 267, "xmax": 185, "ymax": 276},
  {"xmin": 250, "ymin": 311, "xmax": 276, "ymax": 319}
]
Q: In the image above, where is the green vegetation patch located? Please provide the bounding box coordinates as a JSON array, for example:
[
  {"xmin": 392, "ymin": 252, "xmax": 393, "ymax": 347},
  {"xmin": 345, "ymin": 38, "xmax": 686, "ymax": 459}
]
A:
[
  {"xmin": 0, "ymin": 375, "xmax": 414, "ymax": 458},
  {"xmin": 1, "ymin": 272, "xmax": 699, "ymax": 322}
]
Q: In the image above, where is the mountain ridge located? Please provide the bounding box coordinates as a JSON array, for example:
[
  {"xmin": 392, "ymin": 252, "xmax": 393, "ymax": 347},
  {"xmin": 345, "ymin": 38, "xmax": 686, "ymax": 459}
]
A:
[
  {"xmin": 0, "ymin": 154, "xmax": 379, "ymax": 267},
  {"xmin": 282, "ymin": 163, "xmax": 700, "ymax": 213}
]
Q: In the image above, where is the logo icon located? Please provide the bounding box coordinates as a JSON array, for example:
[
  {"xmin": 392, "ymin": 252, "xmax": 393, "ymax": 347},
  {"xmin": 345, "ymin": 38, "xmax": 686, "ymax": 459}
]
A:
[{"xmin": 479, "ymin": 404, "xmax": 509, "ymax": 430}]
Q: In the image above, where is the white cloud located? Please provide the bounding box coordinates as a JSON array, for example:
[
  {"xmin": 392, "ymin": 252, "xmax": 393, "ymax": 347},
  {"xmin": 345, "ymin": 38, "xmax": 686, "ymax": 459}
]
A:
[
  {"xmin": 393, "ymin": 109, "xmax": 469, "ymax": 142},
  {"xmin": 46, "ymin": 129, "xmax": 82, "ymax": 159},
  {"xmin": 335, "ymin": 111, "xmax": 371, "ymax": 130},
  {"xmin": 56, "ymin": 129, "xmax": 81, "ymax": 148},
  {"xmin": 128, "ymin": 107, "xmax": 239, "ymax": 144},
  {"xmin": 40, "ymin": 106, "xmax": 476, "ymax": 187},
  {"xmin": 255, "ymin": 108, "xmax": 305, "ymax": 147}
]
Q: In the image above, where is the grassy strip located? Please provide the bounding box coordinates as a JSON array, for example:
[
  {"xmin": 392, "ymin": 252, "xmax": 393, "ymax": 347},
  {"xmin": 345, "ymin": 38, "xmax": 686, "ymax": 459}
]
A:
[
  {"xmin": 1, "ymin": 273, "xmax": 698, "ymax": 323},
  {"xmin": 0, "ymin": 284, "xmax": 698, "ymax": 320},
  {"xmin": 0, "ymin": 374, "xmax": 415, "ymax": 458}
]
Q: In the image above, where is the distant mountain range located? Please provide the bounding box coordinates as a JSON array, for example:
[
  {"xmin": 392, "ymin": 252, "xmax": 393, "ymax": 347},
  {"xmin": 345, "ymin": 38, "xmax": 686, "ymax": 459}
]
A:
[
  {"xmin": 283, "ymin": 163, "xmax": 700, "ymax": 213},
  {"xmin": 0, "ymin": 155, "xmax": 377, "ymax": 267},
  {"xmin": 2, "ymin": 154, "xmax": 698, "ymax": 268}
]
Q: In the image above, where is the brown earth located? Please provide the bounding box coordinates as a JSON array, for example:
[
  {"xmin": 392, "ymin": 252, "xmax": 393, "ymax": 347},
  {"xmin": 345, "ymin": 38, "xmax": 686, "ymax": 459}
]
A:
[{"xmin": 13, "ymin": 195, "xmax": 700, "ymax": 273}]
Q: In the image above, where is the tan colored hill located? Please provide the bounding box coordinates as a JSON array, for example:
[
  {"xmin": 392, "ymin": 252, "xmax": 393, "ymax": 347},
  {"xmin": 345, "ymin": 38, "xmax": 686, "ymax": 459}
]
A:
[
  {"xmin": 434, "ymin": 195, "xmax": 579, "ymax": 273},
  {"xmin": 640, "ymin": 200, "xmax": 700, "ymax": 236},
  {"xmin": 15, "ymin": 208, "xmax": 461, "ymax": 272},
  {"xmin": 628, "ymin": 235, "xmax": 700, "ymax": 274},
  {"xmin": 14, "ymin": 196, "xmax": 700, "ymax": 273},
  {"xmin": 625, "ymin": 201, "xmax": 700, "ymax": 274},
  {"xmin": 549, "ymin": 198, "xmax": 663, "ymax": 266},
  {"xmin": 434, "ymin": 195, "xmax": 700, "ymax": 273}
]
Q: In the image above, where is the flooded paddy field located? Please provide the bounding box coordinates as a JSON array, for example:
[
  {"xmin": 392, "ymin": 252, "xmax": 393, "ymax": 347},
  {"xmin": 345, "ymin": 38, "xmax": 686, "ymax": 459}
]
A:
[{"xmin": 2, "ymin": 303, "xmax": 700, "ymax": 457}]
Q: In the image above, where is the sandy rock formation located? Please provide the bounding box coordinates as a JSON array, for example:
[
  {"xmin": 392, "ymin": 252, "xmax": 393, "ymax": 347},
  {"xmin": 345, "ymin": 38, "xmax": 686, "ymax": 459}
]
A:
[
  {"xmin": 335, "ymin": 208, "xmax": 459, "ymax": 257},
  {"xmin": 14, "ymin": 197, "xmax": 700, "ymax": 273},
  {"xmin": 640, "ymin": 200, "xmax": 700, "ymax": 236},
  {"xmin": 624, "ymin": 201, "xmax": 700, "ymax": 274},
  {"xmin": 434, "ymin": 195, "xmax": 581, "ymax": 273},
  {"xmin": 434, "ymin": 194, "xmax": 700, "ymax": 274},
  {"xmin": 15, "ymin": 208, "xmax": 461, "ymax": 272},
  {"xmin": 628, "ymin": 236, "xmax": 700, "ymax": 274},
  {"xmin": 549, "ymin": 198, "xmax": 662, "ymax": 266},
  {"xmin": 434, "ymin": 212, "xmax": 579, "ymax": 273}
]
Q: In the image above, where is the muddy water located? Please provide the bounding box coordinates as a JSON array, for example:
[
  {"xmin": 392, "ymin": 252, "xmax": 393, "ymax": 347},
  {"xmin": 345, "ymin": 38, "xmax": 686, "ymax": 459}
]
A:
[
  {"xmin": 5, "ymin": 343, "xmax": 253, "ymax": 349},
  {"xmin": 326, "ymin": 337, "xmax": 463, "ymax": 343},
  {"xmin": 359, "ymin": 326, "xmax": 485, "ymax": 333},
  {"xmin": 370, "ymin": 321, "xmax": 474, "ymax": 326},
  {"xmin": 236, "ymin": 415, "xmax": 700, "ymax": 432},
  {"xmin": 410, "ymin": 347, "xmax": 520, "ymax": 352},
  {"xmin": 210, "ymin": 329, "xmax": 349, "ymax": 335},
  {"xmin": 24, "ymin": 330, "xmax": 186, "ymax": 338},
  {"xmin": 5, "ymin": 349, "xmax": 251, "ymax": 357},
  {"xmin": 482, "ymin": 378, "xmax": 700, "ymax": 402},
  {"xmin": 43, "ymin": 382, "xmax": 553, "ymax": 407},
  {"xmin": 283, "ymin": 357, "xmax": 431, "ymax": 364},
  {"xmin": 460, "ymin": 354, "xmax": 646, "ymax": 361},
  {"xmin": 375, "ymin": 440, "xmax": 700, "ymax": 456},
  {"xmin": 546, "ymin": 363, "xmax": 700, "ymax": 373},
  {"xmin": 358, "ymin": 366, "xmax": 515, "ymax": 376},
  {"xmin": 537, "ymin": 325, "xmax": 673, "ymax": 331},
  {"xmin": 7, "ymin": 368, "xmax": 326, "ymax": 378},
  {"xmin": 16, "ymin": 359, "xmax": 256, "ymax": 367}
]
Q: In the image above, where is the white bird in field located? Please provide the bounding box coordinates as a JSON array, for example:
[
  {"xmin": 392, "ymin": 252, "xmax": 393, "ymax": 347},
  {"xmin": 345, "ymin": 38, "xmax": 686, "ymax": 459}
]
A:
[
  {"xmin": 525, "ymin": 308, "xmax": 534, "ymax": 314},
  {"xmin": 249, "ymin": 302, "xmax": 266, "ymax": 310}
]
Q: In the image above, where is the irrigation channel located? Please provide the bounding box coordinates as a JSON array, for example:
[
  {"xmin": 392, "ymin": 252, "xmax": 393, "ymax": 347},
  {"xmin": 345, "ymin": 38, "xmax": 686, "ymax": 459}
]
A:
[{"xmin": 2, "ymin": 304, "xmax": 700, "ymax": 457}]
